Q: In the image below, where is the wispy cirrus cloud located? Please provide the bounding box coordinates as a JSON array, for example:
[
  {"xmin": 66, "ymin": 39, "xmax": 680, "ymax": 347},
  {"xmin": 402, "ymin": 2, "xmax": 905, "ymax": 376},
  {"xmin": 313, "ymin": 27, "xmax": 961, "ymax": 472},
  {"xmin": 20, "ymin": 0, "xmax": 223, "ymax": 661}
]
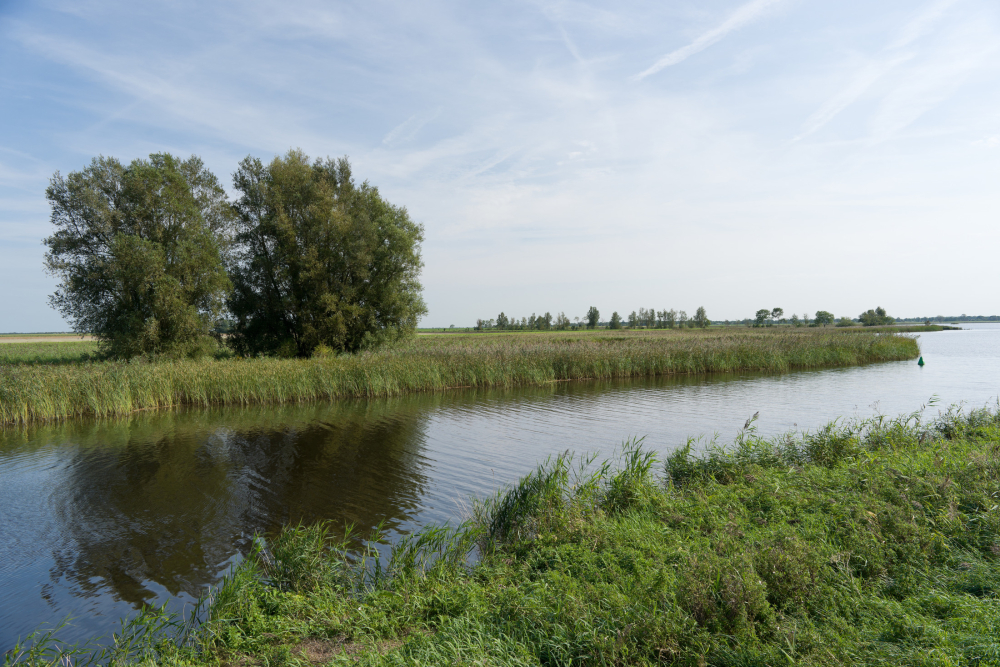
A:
[
  {"xmin": 795, "ymin": 0, "xmax": 963, "ymax": 140},
  {"xmin": 382, "ymin": 108, "xmax": 443, "ymax": 147},
  {"xmin": 631, "ymin": 0, "xmax": 785, "ymax": 81}
]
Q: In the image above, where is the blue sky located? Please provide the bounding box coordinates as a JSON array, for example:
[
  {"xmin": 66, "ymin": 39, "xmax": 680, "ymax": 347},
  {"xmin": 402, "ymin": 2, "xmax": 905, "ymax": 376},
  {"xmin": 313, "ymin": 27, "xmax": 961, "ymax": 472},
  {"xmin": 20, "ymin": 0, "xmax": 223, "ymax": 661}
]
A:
[{"xmin": 2, "ymin": 0, "xmax": 999, "ymax": 330}]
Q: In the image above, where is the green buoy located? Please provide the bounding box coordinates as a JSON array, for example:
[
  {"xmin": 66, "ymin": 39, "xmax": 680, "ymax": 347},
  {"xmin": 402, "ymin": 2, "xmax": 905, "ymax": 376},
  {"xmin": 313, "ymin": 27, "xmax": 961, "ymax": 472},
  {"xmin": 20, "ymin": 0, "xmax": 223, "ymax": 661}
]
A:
[{"xmin": 918, "ymin": 356, "xmax": 925, "ymax": 366}]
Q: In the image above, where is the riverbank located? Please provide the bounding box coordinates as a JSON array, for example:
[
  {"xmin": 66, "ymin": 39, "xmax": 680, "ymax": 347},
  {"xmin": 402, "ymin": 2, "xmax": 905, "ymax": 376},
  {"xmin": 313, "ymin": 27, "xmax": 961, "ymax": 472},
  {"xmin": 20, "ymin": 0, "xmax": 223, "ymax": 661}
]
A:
[
  {"xmin": 14, "ymin": 404, "xmax": 998, "ymax": 665},
  {"xmin": 0, "ymin": 330, "xmax": 919, "ymax": 424}
]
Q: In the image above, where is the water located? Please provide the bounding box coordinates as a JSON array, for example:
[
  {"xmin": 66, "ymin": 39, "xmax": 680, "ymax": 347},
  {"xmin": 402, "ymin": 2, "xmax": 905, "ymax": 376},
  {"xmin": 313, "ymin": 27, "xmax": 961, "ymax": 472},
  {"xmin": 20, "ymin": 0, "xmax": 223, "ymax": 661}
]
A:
[{"xmin": 1, "ymin": 325, "xmax": 998, "ymax": 649}]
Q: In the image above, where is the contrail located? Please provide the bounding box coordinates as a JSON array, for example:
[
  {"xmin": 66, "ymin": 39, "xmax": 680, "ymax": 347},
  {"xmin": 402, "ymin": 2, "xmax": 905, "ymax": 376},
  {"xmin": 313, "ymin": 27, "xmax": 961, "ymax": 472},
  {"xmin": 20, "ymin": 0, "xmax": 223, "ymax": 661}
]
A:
[{"xmin": 632, "ymin": 0, "xmax": 785, "ymax": 81}]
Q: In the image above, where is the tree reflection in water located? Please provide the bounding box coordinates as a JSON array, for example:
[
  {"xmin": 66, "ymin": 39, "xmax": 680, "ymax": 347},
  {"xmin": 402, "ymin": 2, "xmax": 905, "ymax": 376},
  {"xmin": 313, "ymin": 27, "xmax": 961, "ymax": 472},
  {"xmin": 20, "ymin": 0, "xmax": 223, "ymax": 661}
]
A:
[{"xmin": 1, "ymin": 399, "xmax": 431, "ymax": 617}]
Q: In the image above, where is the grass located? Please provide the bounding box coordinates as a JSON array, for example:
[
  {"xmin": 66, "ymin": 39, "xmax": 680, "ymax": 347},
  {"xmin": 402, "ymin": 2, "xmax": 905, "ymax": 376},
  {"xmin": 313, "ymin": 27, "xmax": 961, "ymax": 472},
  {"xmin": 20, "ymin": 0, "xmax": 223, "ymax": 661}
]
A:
[
  {"xmin": 0, "ymin": 329, "xmax": 919, "ymax": 424},
  {"xmin": 0, "ymin": 341, "xmax": 100, "ymax": 365},
  {"xmin": 8, "ymin": 404, "xmax": 1000, "ymax": 666}
]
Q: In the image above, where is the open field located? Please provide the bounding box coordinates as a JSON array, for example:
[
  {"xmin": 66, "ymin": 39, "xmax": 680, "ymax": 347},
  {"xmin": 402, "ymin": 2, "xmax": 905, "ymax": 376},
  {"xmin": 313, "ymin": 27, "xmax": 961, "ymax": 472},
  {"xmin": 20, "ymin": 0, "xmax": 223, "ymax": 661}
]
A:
[
  {"xmin": 0, "ymin": 329, "xmax": 919, "ymax": 425},
  {"xmin": 0, "ymin": 341, "xmax": 99, "ymax": 365},
  {"xmin": 0, "ymin": 335, "xmax": 95, "ymax": 343},
  {"xmin": 13, "ymin": 405, "xmax": 1000, "ymax": 666}
]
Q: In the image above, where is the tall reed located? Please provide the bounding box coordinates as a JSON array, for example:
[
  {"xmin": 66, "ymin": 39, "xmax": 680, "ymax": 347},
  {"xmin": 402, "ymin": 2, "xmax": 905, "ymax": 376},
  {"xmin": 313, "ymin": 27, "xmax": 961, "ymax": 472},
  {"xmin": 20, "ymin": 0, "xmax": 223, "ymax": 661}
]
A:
[{"xmin": 0, "ymin": 330, "xmax": 919, "ymax": 424}]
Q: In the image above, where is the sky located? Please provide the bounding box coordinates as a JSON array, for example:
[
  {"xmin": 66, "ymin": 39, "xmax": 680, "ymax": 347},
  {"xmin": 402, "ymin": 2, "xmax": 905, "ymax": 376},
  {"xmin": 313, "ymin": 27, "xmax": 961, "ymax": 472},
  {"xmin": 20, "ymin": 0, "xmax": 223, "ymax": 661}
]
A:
[{"xmin": 1, "ymin": 0, "xmax": 999, "ymax": 331}]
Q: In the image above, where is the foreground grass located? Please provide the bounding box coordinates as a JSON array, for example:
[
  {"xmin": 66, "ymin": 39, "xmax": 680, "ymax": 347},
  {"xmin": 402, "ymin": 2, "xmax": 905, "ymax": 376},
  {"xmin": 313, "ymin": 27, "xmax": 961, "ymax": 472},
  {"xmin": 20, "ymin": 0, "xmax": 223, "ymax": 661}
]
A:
[
  {"xmin": 10, "ymin": 405, "xmax": 999, "ymax": 666},
  {"xmin": 0, "ymin": 330, "xmax": 918, "ymax": 424}
]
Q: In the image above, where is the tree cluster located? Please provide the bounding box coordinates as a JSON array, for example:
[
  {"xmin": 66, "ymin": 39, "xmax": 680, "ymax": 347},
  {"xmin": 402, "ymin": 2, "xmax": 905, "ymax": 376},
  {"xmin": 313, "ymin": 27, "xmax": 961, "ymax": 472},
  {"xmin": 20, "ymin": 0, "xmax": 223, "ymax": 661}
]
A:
[
  {"xmin": 44, "ymin": 151, "xmax": 426, "ymax": 359},
  {"xmin": 859, "ymin": 307, "xmax": 894, "ymax": 327},
  {"xmin": 752, "ymin": 308, "xmax": 838, "ymax": 327},
  {"xmin": 477, "ymin": 311, "xmax": 572, "ymax": 331}
]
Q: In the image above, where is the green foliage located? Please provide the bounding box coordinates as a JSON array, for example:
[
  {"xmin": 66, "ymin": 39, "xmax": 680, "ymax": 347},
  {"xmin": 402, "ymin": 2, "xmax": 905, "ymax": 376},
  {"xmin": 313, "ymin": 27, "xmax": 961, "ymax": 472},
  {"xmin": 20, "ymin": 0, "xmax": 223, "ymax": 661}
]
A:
[
  {"xmin": 754, "ymin": 309, "xmax": 770, "ymax": 327},
  {"xmin": 43, "ymin": 154, "xmax": 232, "ymax": 359},
  {"xmin": 860, "ymin": 306, "xmax": 895, "ymax": 326},
  {"xmin": 814, "ymin": 310, "xmax": 834, "ymax": 327},
  {"xmin": 836, "ymin": 316, "xmax": 856, "ymax": 327},
  {"xmin": 609, "ymin": 311, "xmax": 622, "ymax": 329},
  {"xmin": 693, "ymin": 306, "xmax": 709, "ymax": 328},
  {"xmin": 586, "ymin": 306, "xmax": 600, "ymax": 329},
  {"xmin": 227, "ymin": 151, "xmax": 426, "ymax": 357},
  {"xmin": 0, "ymin": 330, "xmax": 921, "ymax": 424}
]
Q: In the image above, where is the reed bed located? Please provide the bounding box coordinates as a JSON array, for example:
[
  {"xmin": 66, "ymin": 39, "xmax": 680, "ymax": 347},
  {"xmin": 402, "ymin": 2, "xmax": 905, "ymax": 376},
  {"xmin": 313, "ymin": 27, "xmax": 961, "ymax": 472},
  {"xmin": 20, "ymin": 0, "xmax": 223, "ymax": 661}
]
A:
[{"xmin": 0, "ymin": 329, "xmax": 919, "ymax": 425}]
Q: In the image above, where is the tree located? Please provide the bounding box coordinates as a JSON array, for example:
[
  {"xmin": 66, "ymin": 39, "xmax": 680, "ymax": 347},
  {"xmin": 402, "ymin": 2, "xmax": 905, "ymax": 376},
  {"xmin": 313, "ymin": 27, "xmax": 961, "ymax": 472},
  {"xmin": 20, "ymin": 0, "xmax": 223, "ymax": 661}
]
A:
[
  {"xmin": 44, "ymin": 153, "xmax": 232, "ymax": 359},
  {"xmin": 227, "ymin": 151, "xmax": 426, "ymax": 357},
  {"xmin": 754, "ymin": 309, "xmax": 770, "ymax": 327},
  {"xmin": 496, "ymin": 312, "xmax": 509, "ymax": 329},
  {"xmin": 666, "ymin": 309, "xmax": 677, "ymax": 329},
  {"xmin": 836, "ymin": 316, "xmax": 856, "ymax": 327},
  {"xmin": 771, "ymin": 308, "xmax": 784, "ymax": 323},
  {"xmin": 609, "ymin": 311, "xmax": 622, "ymax": 329},
  {"xmin": 586, "ymin": 306, "xmax": 600, "ymax": 329},
  {"xmin": 555, "ymin": 312, "xmax": 571, "ymax": 330},
  {"xmin": 814, "ymin": 311, "xmax": 834, "ymax": 327},
  {"xmin": 678, "ymin": 310, "xmax": 689, "ymax": 328},
  {"xmin": 628, "ymin": 311, "xmax": 639, "ymax": 328},
  {"xmin": 791, "ymin": 314, "xmax": 800, "ymax": 327},
  {"xmin": 693, "ymin": 306, "xmax": 709, "ymax": 328},
  {"xmin": 859, "ymin": 306, "xmax": 894, "ymax": 327}
]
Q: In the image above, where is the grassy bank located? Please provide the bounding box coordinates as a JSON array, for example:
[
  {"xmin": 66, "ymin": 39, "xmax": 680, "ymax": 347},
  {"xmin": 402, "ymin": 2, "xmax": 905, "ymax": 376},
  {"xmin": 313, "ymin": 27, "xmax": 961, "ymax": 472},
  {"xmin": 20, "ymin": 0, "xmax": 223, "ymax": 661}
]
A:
[
  {"xmin": 0, "ymin": 330, "xmax": 919, "ymax": 424},
  {"xmin": 11, "ymin": 405, "xmax": 999, "ymax": 666}
]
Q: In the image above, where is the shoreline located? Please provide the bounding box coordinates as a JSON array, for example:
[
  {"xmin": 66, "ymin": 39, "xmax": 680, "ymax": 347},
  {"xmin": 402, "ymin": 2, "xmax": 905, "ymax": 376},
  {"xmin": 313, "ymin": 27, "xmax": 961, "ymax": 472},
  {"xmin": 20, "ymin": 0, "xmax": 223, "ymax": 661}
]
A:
[
  {"xmin": 0, "ymin": 330, "xmax": 920, "ymax": 425},
  {"xmin": 12, "ymin": 404, "xmax": 998, "ymax": 665}
]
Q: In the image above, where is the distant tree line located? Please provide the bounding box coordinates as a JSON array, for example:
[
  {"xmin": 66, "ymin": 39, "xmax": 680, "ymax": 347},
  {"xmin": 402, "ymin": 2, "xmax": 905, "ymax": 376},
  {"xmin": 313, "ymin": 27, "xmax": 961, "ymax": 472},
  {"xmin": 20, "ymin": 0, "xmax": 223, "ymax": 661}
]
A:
[
  {"xmin": 476, "ymin": 306, "xmax": 711, "ymax": 331},
  {"xmin": 477, "ymin": 312, "xmax": 572, "ymax": 331},
  {"xmin": 747, "ymin": 307, "xmax": 896, "ymax": 328},
  {"xmin": 894, "ymin": 314, "xmax": 1000, "ymax": 323},
  {"xmin": 43, "ymin": 151, "xmax": 426, "ymax": 359}
]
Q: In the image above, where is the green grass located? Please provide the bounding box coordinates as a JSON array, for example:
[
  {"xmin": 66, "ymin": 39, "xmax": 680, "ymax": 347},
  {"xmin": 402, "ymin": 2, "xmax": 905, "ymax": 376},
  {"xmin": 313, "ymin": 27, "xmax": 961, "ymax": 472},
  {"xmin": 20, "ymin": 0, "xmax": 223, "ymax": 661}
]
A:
[
  {"xmin": 9, "ymin": 404, "xmax": 1000, "ymax": 666},
  {"xmin": 0, "ymin": 329, "xmax": 919, "ymax": 424},
  {"xmin": 0, "ymin": 341, "xmax": 100, "ymax": 365}
]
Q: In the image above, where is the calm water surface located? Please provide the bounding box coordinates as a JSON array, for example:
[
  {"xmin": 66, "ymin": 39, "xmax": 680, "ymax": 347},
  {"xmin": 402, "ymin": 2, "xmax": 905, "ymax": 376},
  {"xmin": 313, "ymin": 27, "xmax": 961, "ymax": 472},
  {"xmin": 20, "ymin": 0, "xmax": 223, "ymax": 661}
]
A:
[{"xmin": 1, "ymin": 324, "xmax": 999, "ymax": 648}]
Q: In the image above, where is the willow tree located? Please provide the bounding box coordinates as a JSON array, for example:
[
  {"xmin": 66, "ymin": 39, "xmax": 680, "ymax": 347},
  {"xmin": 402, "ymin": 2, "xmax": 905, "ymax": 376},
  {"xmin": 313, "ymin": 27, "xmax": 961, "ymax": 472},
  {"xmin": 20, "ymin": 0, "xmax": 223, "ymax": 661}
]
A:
[
  {"xmin": 227, "ymin": 151, "xmax": 426, "ymax": 357},
  {"xmin": 43, "ymin": 154, "xmax": 232, "ymax": 358}
]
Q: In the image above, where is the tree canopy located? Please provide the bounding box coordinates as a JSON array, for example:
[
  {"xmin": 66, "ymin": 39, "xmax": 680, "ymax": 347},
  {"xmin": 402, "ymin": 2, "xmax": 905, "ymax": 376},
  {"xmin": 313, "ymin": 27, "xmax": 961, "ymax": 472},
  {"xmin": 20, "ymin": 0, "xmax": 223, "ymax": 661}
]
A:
[
  {"xmin": 860, "ymin": 307, "xmax": 894, "ymax": 326},
  {"xmin": 44, "ymin": 154, "xmax": 232, "ymax": 358},
  {"xmin": 227, "ymin": 151, "xmax": 426, "ymax": 357},
  {"xmin": 586, "ymin": 306, "xmax": 600, "ymax": 329},
  {"xmin": 814, "ymin": 311, "xmax": 835, "ymax": 327}
]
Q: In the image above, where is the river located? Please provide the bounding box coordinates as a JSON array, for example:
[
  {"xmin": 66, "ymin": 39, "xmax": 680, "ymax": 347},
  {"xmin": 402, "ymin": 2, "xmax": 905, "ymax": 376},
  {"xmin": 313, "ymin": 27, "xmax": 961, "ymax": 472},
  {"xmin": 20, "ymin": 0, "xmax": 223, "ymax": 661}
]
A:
[{"xmin": 1, "ymin": 324, "xmax": 998, "ymax": 649}]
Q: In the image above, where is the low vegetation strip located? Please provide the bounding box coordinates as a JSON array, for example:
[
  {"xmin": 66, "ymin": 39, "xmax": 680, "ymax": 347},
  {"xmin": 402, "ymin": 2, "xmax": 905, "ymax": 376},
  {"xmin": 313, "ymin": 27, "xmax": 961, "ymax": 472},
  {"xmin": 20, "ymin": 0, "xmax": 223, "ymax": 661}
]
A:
[
  {"xmin": 0, "ymin": 330, "xmax": 919, "ymax": 424},
  {"xmin": 11, "ymin": 405, "xmax": 998, "ymax": 666}
]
